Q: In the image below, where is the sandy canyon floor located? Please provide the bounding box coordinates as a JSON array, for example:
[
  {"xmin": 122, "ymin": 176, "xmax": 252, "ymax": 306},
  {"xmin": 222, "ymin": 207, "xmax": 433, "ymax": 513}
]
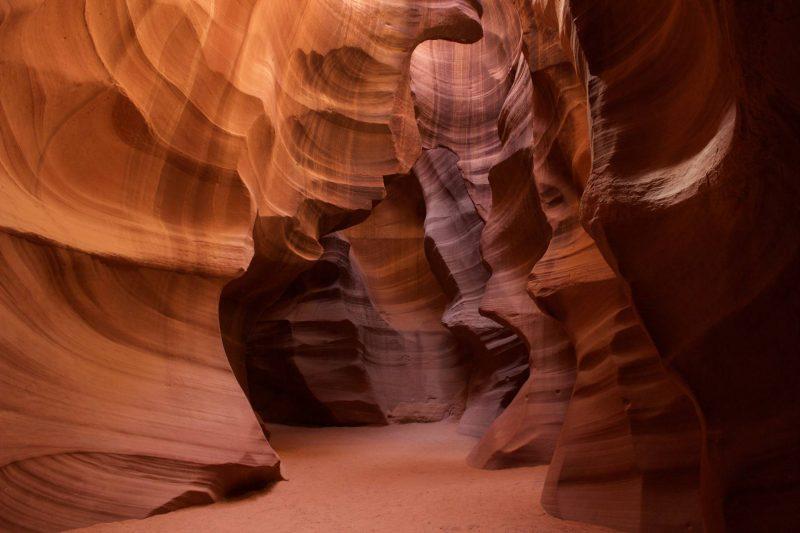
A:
[{"xmin": 76, "ymin": 422, "xmax": 610, "ymax": 533}]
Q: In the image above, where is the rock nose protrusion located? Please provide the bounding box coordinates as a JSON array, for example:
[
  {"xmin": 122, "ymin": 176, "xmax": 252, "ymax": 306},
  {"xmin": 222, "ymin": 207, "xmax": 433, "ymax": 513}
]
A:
[{"xmin": 417, "ymin": 0, "xmax": 485, "ymax": 44}]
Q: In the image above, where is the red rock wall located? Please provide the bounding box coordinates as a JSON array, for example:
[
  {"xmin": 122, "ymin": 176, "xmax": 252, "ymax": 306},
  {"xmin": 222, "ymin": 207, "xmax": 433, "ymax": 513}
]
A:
[
  {"xmin": 512, "ymin": 0, "xmax": 800, "ymax": 531},
  {"xmin": 0, "ymin": 0, "xmax": 486, "ymax": 530},
  {"xmin": 0, "ymin": 2, "xmax": 280, "ymax": 529},
  {"xmin": 519, "ymin": 2, "xmax": 705, "ymax": 531},
  {"xmin": 467, "ymin": 28, "xmax": 578, "ymax": 467},
  {"xmin": 234, "ymin": 0, "xmax": 535, "ymax": 434},
  {"xmin": 2, "ymin": 0, "xmax": 798, "ymax": 531},
  {"xmin": 414, "ymin": 148, "xmax": 529, "ymax": 436},
  {"xmin": 571, "ymin": 1, "xmax": 800, "ymax": 530}
]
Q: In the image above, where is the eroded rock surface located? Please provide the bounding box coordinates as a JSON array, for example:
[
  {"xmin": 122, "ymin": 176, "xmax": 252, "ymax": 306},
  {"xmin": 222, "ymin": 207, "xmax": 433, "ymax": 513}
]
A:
[
  {"xmin": 415, "ymin": 148, "xmax": 529, "ymax": 436},
  {"xmin": 0, "ymin": 0, "xmax": 485, "ymax": 530},
  {"xmin": 0, "ymin": 2, "xmax": 280, "ymax": 529},
  {"xmin": 2, "ymin": 0, "xmax": 798, "ymax": 531},
  {"xmin": 467, "ymin": 48, "xmax": 578, "ymax": 467},
  {"xmin": 571, "ymin": 1, "xmax": 800, "ymax": 530},
  {"xmin": 511, "ymin": 1, "xmax": 800, "ymax": 531}
]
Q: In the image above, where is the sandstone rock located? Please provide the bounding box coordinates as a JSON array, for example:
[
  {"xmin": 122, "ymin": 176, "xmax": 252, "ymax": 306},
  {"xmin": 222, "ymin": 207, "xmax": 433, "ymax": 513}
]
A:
[
  {"xmin": 218, "ymin": 0, "xmax": 486, "ymax": 419},
  {"xmin": 2, "ymin": 0, "xmax": 799, "ymax": 531},
  {"xmin": 411, "ymin": 0, "xmax": 525, "ymax": 217},
  {"xmin": 0, "ymin": 0, "xmax": 484, "ymax": 529},
  {"xmin": 0, "ymin": 2, "xmax": 280, "ymax": 529},
  {"xmin": 246, "ymin": 175, "xmax": 475, "ymax": 427},
  {"xmin": 344, "ymin": 175, "xmax": 472, "ymax": 422},
  {"xmin": 233, "ymin": 0, "xmax": 534, "ymax": 432},
  {"xmin": 518, "ymin": 0, "xmax": 800, "ymax": 530},
  {"xmin": 244, "ymin": 235, "xmax": 387, "ymax": 426},
  {"xmin": 571, "ymin": 1, "xmax": 800, "ymax": 530},
  {"xmin": 415, "ymin": 148, "xmax": 530, "ymax": 436},
  {"xmin": 469, "ymin": 30, "xmax": 577, "ymax": 467}
]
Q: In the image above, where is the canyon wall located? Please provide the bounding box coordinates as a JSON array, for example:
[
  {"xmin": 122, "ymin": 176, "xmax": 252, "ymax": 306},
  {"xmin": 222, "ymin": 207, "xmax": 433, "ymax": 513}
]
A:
[
  {"xmin": 1, "ymin": 0, "xmax": 798, "ymax": 531},
  {"xmin": 236, "ymin": 0, "xmax": 538, "ymax": 435},
  {"xmin": 568, "ymin": 1, "xmax": 800, "ymax": 530},
  {"xmin": 509, "ymin": 0, "xmax": 800, "ymax": 531},
  {"xmin": 0, "ymin": 0, "xmax": 486, "ymax": 530},
  {"xmin": 0, "ymin": 2, "xmax": 280, "ymax": 530}
]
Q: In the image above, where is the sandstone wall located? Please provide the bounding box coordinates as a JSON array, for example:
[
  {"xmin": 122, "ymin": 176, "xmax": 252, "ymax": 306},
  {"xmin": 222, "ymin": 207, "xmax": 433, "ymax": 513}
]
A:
[{"xmin": 1, "ymin": 1, "xmax": 798, "ymax": 531}]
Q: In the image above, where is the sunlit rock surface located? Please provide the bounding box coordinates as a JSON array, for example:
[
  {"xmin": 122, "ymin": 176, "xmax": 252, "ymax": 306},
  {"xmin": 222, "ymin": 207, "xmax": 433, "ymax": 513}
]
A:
[
  {"xmin": 0, "ymin": 1, "xmax": 280, "ymax": 530},
  {"xmin": 0, "ymin": 0, "xmax": 484, "ymax": 530},
  {"xmin": 1, "ymin": 0, "xmax": 798, "ymax": 531}
]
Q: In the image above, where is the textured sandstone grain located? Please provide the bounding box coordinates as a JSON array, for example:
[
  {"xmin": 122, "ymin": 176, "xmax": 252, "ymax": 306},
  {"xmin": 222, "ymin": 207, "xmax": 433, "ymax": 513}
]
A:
[
  {"xmin": 1, "ymin": 0, "xmax": 798, "ymax": 531},
  {"xmin": 574, "ymin": 1, "xmax": 800, "ymax": 530},
  {"xmin": 0, "ymin": 0, "xmax": 485, "ymax": 529},
  {"xmin": 415, "ymin": 148, "xmax": 530, "ymax": 436}
]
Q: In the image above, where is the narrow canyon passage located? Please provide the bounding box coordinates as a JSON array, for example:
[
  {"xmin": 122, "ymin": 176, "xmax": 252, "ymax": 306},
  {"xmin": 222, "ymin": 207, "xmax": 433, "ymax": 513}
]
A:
[
  {"xmin": 1, "ymin": 0, "xmax": 798, "ymax": 532},
  {"xmin": 77, "ymin": 423, "xmax": 609, "ymax": 533}
]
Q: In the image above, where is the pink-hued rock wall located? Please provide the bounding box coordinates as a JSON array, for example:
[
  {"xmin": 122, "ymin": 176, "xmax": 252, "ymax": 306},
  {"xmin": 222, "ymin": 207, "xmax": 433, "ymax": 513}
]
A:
[{"xmin": 1, "ymin": 0, "xmax": 798, "ymax": 531}]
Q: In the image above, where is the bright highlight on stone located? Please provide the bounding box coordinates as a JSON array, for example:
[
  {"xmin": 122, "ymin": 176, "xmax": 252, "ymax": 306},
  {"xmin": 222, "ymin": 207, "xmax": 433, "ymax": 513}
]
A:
[{"xmin": 1, "ymin": 1, "xmax": 798, "ymax": 532}]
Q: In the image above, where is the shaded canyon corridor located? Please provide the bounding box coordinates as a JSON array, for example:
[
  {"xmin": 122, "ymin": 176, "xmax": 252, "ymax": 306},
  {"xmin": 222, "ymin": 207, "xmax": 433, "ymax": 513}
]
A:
[{"xmin": 0, "ymin": 1, "xmax": 798, "ymax": 532}]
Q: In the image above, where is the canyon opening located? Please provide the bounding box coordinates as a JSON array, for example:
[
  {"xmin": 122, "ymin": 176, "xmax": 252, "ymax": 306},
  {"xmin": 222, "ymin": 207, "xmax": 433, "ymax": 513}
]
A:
[{"xmin": 1, "ymin": 1, "xmax": 798, "ymax": 532}]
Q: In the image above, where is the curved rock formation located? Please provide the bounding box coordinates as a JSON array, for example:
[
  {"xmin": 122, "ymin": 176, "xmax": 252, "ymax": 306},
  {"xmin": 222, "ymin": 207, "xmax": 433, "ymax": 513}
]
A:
[
  {"xmin": 244, "ymin": 234, "xmax": 388, "ymax": 426},
  {"xmin": 414, "ymin": 148, "xmax": 529, "ymax": 436},
  {"xmin": 0, "ymin": 2, "xmax": 279, "ymax": 530},
  {"xmin": 2, "ymin": 0, "xmax": 799, "ymax": 531},
  {"xmin": 411, "ymin": 0, "xmax": 523, "ymax": 217},
  {"xmin": 0, "ymin": 0, "xmax": 485, "ymax": 530},
  {"xmin": 410, "ymin": 0, "xmax": 576, "ymax": 458},
  {"xmin": 511, "ymin": 0, "xmax": 800, "ymax": 531},
  {"xmin": 236, "ymin": 0, "xmax": 535, "ymax": 433},
  {"xmin": 511, "ymin": 3, "xmax": 705, "ymax": 531},
  {"xmin": 569, "ymin": 1, "xmax": 800, "ymax": 530},
  {"xmin": 460, "ymin": 8, "xmax": 576, "ymax": 468},
  {"xmin": 344, "ymin": 175, "xmax": 472, "ymax": 421},
  {"xmin": 219, "ymin": 0, "xmax": 486, "ymax": 410},
  {"xmin": 243, "ymin": 145, "xmax": 540, "ymax": 431},
  {"xmin": 245, "ymin": 174, "xmax": 475, "ymax": 427}
]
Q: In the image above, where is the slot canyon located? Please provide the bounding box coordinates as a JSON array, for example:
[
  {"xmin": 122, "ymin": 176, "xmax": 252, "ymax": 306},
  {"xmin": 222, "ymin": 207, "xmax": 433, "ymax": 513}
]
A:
[{"xmin": 0, "ymin": 0, "xmax": 798, "ymax": 531}]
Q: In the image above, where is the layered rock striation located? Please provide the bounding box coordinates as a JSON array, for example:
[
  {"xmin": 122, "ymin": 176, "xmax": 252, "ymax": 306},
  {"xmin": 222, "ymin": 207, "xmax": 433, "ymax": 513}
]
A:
[
  {"xmin": 0, "ymin": 2, "xmax": 280, "ymax": 529},
  {"xmin": 0, "ymin": 0, "xmax": 486, "ymax": 530},
  {"xmin": 236, "ymin": 0, "xmax": 535, "ymax": 435},
  {"xmin": 570, "ymin": 1, "xmax": 800, "ymax": 530},
  {"xmin": 415, "ymin": 148, "xmax": 530, "ymax": 436},
  {"xmin": 1, "ymin": 0, "xmax": 798, "ymax": 531}
]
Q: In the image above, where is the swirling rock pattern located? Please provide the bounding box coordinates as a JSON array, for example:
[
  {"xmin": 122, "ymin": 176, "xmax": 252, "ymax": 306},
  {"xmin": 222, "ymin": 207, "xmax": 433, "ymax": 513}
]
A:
[
  {"xmin": 0, "ymin": 1, "xmax": 279, "ymax": 530},
  {"xmin": 246, "ymin": 176, "xmax": 476, "ymax": 426},
  {"xmin": 411, "ymin": 0, "xmax": 524, "ymax": 217},
  {"xmin": 414, "ymin": 148, "xmax": 529, "ymax": 436},
  {"xmin": 410, "ymin": 0, "xmax": 576, "ymax": 459},
  {"xmin": 219, "ymin": 0, "xmax": 487, "ymax": 413},
  {"xmin": 0, "ymin": 0, "xmax": 485, "ymax": 530},
  {"xmin": 232, "ymin": 0, "xmax": 537, "ymax": 432},
  {"xmin": 344, "ymin": 175, "xmax": 472, "ymax": 421},
  {"xmin": 568, "ymin": 1, "xmax": 800, "ymax": 530},
  {"xmin": 2, "ymin": 0, "xmax": 799, "ymax": 531},
  {"xmin": 464, "ymin": 23, "xmax": 577, "ymax": 469}
]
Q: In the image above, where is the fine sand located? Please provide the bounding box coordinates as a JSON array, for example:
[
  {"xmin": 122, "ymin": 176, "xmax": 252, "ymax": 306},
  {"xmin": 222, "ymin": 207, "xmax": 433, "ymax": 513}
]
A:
[{"xmin": 77, "ymin": 422, "xmax": 611, "ymax": 533}]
